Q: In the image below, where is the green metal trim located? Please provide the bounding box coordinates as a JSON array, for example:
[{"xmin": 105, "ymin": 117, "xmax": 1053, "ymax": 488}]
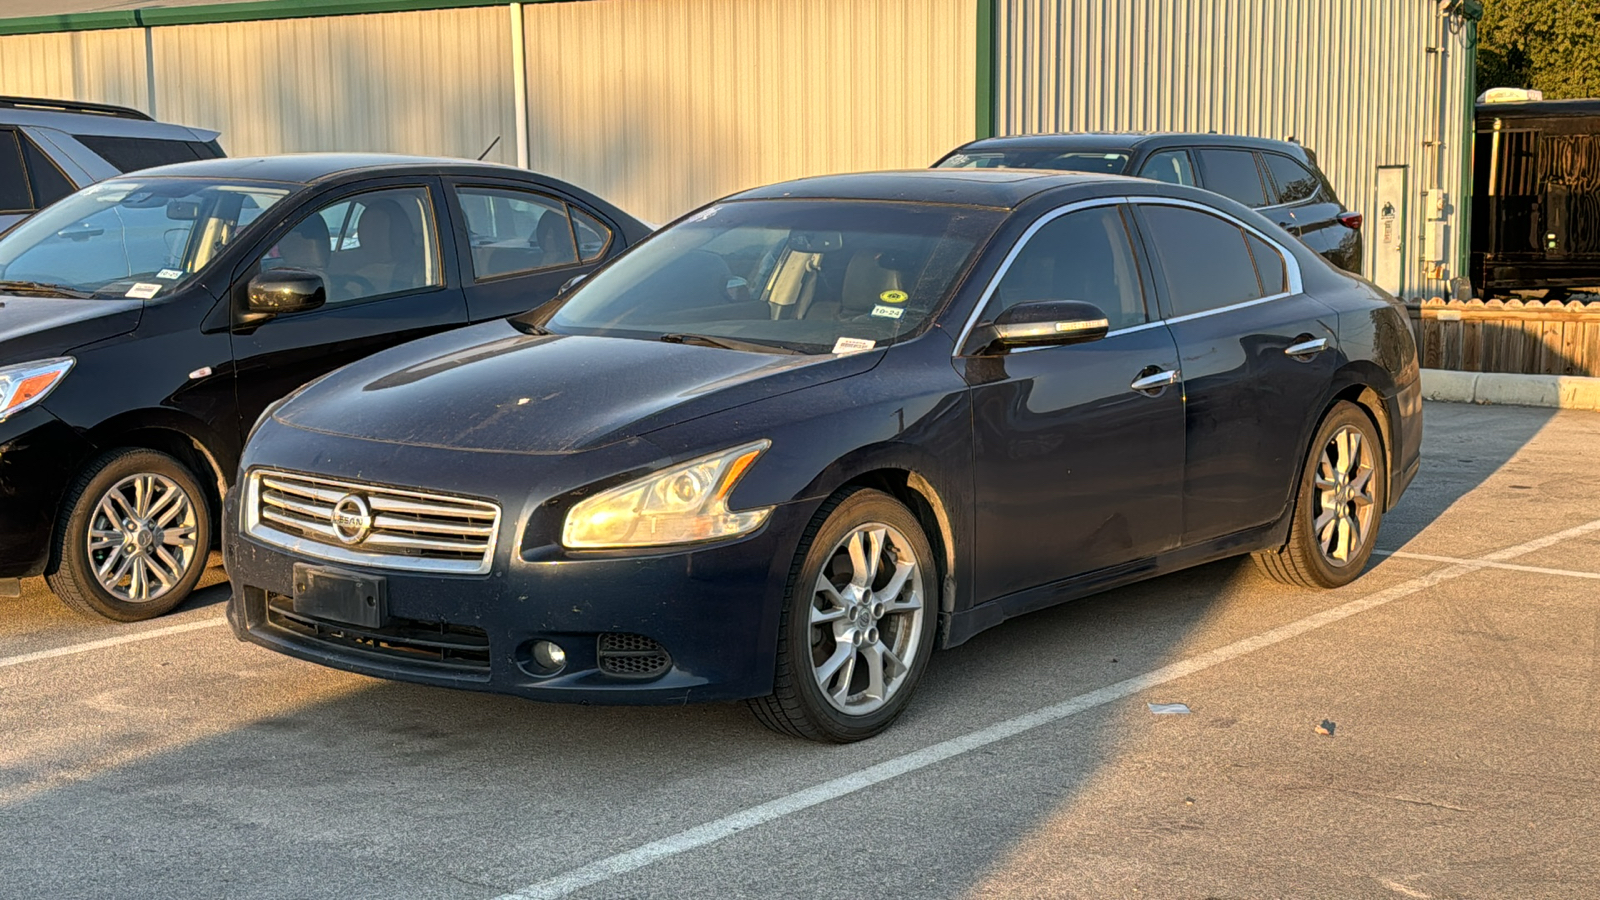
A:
[
  {"xmin": 0, "ymin": 0, "xmax": 572, "ymax": 36},
  {"xmin": 974, "ymin": 0, "xmax": 996, "ymax": 139}
]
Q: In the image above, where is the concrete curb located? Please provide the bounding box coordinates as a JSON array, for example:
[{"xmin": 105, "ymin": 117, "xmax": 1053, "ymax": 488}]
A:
[{"xmin": 1420, "ymin": 369, "xmax": 1600, "ymax": 411}]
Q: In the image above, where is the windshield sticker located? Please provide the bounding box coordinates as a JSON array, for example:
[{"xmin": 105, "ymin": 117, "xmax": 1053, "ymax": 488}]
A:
[
  {"xmin": 156, "ymin": 269, "xmax": 184, "ymax": 280},
  {"xmin": 879, "ymin": 290, "xmax": 908, "ymax": 304},
  {"xmin": 125, "ymin": 283, "xmax": 163, "ymax": 299},
  {"xmin": 832, "ymin": 337, "xmax": 876, "ymax": 355},
  {"xmin": 870, "ymin": 304, "xmax": 904, "ymax": 319}
]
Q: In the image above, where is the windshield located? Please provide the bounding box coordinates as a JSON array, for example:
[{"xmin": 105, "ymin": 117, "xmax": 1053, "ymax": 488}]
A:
[
  {"xmin": 938, "ymin": 149, "xmax": 1131, "ymax": 174},
  {"xmin": 0, "ymin": 177, "xmax": 292, "ymax": 299},
  {"xmin": 536, "ymin": 199, "xmax": 1005, "ymax": 354}
]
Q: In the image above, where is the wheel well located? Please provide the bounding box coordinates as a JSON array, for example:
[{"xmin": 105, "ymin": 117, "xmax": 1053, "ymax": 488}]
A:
[
  {"xmin": 95, "ymin": 428, "xmax": 228, "ymax": 536},
  {"xmin": 836, "ymin": 469, "xmax": 957, "ymax": 621}
]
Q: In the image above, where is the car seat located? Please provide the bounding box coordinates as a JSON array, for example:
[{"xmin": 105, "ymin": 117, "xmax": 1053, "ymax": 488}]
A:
[{"xmin": 343, "ymin": 198, "xmax": 424, "ymax": 294}]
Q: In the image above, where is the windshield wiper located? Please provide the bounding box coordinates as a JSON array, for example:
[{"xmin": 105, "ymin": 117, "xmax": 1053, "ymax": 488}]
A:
[
  {"xmin": 0, "ymin": 280, "xmax": 93, "ymax": 299},
  {"xmin": 658, "ymin": 332, "xmax": 802, "ymax": 355}
]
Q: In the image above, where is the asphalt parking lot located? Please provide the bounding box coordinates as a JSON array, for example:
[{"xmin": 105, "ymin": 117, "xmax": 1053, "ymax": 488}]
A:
[{"xmin": 3, "ymin": 401, "xmax": 1597, "ymax": 900}]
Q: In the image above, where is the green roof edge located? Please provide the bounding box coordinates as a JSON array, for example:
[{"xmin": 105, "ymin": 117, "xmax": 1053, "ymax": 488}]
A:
[{"xmin": 0, "ymin": 0, "xmax": 573, "ymax": 36}]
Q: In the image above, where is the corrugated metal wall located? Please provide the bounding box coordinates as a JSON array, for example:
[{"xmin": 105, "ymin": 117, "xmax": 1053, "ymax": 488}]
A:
[
  {"xmin": 994, "ymin": 0, "xmax": 1474, "ymax": 298},
  {"xmin": 0, "ymin": 28, "xmax": 149, "ymax": 111},
  {"xmin": 151, "ymin": 8, "xmax": 517, "ymax": 164},
  {"xmin": 521, "ymin": 0, "xmax": 976, "ymax": 224}
]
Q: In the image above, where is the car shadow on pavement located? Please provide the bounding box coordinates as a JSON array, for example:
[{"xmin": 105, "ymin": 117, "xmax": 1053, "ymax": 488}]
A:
[{"xmin": 0, "ymin": 403, "xmax": 1573, "ymax": 900}]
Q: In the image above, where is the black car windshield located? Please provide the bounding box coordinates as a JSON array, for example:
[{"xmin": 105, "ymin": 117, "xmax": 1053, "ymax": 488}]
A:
[
  {"xmin": 0, "ymin": 177, "xmax": 292, "ymax": 299},
  {"xmin": 938, "ymin": 148, "xmax": 1131, "ymax": 174},
  {"xmin": 537, "ymin": 199, "xmax": 1005, "ymax": 354}
]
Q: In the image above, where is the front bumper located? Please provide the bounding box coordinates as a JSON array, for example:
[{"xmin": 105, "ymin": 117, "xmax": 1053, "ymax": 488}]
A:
[
  {"xmin": 224, "ymin": 457, "xmax": 810, "ymax": 706},
  {"xmin": 0, "ymin": 407, "xmax": 93, "ymax": 578}
]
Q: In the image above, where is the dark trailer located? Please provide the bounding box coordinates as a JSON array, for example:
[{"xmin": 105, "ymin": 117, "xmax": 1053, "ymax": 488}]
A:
[{"xmin": 1471, "ymin": 99, "xmax": 1600, "ymax": 299}]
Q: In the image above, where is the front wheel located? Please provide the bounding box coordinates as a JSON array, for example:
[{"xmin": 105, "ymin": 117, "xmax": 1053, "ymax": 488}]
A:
[
  {"xmin": 1254, "ymin": 402, "xmax": 1386, "ymax": 588},
  {"xmin": 749, "ymin": 489, "xmax": 937, "ymax": 742},
  {"xmin": 45, "ymin": 448, "xmax": 213, "ymax": 621}
]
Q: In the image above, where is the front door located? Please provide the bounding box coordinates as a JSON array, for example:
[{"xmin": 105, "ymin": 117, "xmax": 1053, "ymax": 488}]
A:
[
  {"xmin": 229, "ymin": 179, "xmax": 469, "ymax": 439},
  {"xmin": 1131, "ymin": 200, "xmax": 1340, "ymax": 546},
  {"xmin": 964, "ymin": 202, "xmax": 1185, "ymax": 602}
]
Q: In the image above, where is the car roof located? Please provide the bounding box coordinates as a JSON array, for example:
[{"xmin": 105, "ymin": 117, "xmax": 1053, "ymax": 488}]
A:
[
  {"xmin": 954, "ymin": 132, "xmax": 1306, "ymax": 155},
  {"xmin": 725, "ymin": 169, "xmax": 1139, "ymax": 209},
  {"xmin": 123, "ymin": 152, "xmax": 534, "ymax": 185}
]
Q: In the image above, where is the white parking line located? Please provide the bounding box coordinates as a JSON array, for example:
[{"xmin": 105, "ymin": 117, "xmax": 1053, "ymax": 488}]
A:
[
  {"xmin": 0, "ymin": 617, "xmax": 227, "ymax": 670},
  {"xmin": 1374, "ymin": 550, "xmax": 1600, "ymax": 580},
  {"xmin": 492, "ymin": 516, "xmax": 1600, "ymax": 900}
]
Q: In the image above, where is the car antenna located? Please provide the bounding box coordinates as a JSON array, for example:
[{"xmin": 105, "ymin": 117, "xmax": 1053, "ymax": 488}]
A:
[{"xmin": 477, "ymin": 135, "xmax": 501, "ymax": 161}]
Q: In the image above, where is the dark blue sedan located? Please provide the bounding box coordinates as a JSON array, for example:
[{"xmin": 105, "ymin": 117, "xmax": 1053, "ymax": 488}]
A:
[{"xmin": 224, "ymin": 170, "xmax": 1422, "ymax": 742}]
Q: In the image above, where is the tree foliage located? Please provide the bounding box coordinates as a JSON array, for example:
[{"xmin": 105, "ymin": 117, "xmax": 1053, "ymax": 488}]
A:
[{"xmin": 1477, "ymin": 0, "xmax": 1600, "ymax": 99}]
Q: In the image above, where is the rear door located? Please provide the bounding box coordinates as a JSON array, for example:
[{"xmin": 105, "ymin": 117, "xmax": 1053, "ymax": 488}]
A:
[
  {"xmin": 1129, "ymin": 199, "xmax": 1339, "ymax": 546},
  {"xmin": 444, "ymin": 179, "xmax": 625, "ymax": 322},
  {"xmin": 228, "ymin": 177, "xmax": 469, "ymax": 439}
]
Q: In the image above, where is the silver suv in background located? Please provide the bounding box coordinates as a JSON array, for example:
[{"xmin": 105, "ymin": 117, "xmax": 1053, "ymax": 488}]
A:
[{"xmin": 1, "ymin": 96, "xmax": 224, "ymax": 233}]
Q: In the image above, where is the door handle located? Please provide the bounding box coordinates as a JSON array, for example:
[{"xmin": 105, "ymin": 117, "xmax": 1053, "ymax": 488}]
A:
[
  {"xmin": 1285, "ymin": 337, "xmax": 1329, "ymax": 358},
  {"xmin": 1130, "ymin": 368, "xmax": 1180, "ymax": 393}
]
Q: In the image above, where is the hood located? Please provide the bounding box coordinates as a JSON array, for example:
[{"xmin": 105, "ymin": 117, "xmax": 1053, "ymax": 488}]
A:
[
  {"xmin": 274, "ymin": 320, "xmax": 881, "ymax": 454},
  {"xmin": 0, "ymin": 297, "xmax": 143, "ymax": 364}
]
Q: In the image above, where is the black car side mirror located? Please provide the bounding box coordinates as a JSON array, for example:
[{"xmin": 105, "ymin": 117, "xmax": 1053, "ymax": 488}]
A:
[
  {"xmin": 984, "ymin": 300, "xmax": 1111, "ymax": 350},
  {"xmin": 247, "ymin": 268, "xmax": 327, "ymax": 318}
]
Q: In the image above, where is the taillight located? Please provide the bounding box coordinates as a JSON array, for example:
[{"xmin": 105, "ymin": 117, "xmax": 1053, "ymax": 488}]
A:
[{"xmin": 1337, "ymin": 212, "xmax": 1363, "ymax": 230}]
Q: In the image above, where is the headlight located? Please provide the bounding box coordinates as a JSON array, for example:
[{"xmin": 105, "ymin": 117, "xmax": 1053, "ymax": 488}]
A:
[
  {"xmin": 0, "ymin": 357, "xmax": 74, "ymax": 423},
  {"xmin": 562, "ymin": 440, "xmax": 773, "ymax": 549}
]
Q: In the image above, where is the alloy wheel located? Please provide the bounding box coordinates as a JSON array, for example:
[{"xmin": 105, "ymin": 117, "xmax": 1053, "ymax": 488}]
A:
[
  {"xmin": 86, "ymin": 473, "xmax": 200, "ymax": 604},
  {"xmin": 808, "ymin": 522, "xmax": 926, "ymax": 716},
  {"xmin": 1313, "ymin": 425, "xmax": 1377, "ymax": 566}
]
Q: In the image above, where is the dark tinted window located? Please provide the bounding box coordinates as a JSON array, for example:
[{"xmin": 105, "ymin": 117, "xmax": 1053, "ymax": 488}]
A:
[
  {"xmin": 0, "ymin": 130, "xmax": 32, "ymax": 212},
  {"xmin": 1195, "ymin": 149, "xmax": 1267, "ymax": 207},
  {"xmin": 21, "ymin": 136, "xmax": 75, "ymax": 207},
  {"xmin": 72, "ymin": 135, "xmax": 209, "ymax": 173},
  {"xmin": 1247, "ymin": 233, "xmax": 1287, "ymax": 295},
  {"xmin": 1137, "ymin": 150, "xmax": 1196, "ymax": 186},
  {"xmin": 1263, "ymin": 153, "xmax": 1319, "ymax": 205},
  {"xmin": 994, "ymin": 206, "xmax": 1147, "ymax": 330},
  {"xmin": 1139, "ymin": 204, "xmax": 1262, "ymax": 316}
]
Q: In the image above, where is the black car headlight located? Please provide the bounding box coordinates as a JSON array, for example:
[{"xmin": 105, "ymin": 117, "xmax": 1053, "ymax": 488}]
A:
[{"xmin": 561, "ymin": 440, "xmax": 772, "ymax": 549}]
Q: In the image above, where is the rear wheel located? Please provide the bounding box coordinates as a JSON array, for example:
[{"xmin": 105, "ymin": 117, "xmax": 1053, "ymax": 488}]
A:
[
  {"xmin": 1254, "ymin": 402, "xmax": 1386, "ymax": 588},
  {"xmin": 749, "ymin": 489, "xmax": 936, "ymax": 742},
  {"xmin": 46, "ymin": 448, "xmax": 212, "ymax": 622}
]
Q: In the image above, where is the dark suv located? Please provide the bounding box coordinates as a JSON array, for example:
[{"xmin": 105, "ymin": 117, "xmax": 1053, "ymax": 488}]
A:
[
  {"xmin": 936, "ymin": 133, "xmax": 1363, "ymax": 274},
  {"xmin": 1, "ymin": 96, "xmax": 224, "ymax": 233}
]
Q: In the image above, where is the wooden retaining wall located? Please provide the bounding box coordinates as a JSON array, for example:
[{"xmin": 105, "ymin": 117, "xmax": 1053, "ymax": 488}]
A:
[{"xmin": 1407, "ymin": 297, "xmax": 1600, "ymax": 377}]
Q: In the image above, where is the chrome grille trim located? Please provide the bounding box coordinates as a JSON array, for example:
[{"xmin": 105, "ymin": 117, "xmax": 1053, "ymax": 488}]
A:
[{"xmin": 243, "ymin": 469, "xmax": 501, "ymax": 575}]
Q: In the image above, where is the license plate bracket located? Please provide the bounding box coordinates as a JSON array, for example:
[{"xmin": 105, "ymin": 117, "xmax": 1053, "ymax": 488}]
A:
[{"xmin": 292, "ymin": 563, "xmax": 388, "ymax": 629}]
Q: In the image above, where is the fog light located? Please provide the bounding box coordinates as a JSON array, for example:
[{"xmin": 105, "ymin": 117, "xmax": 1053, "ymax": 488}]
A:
[{"xmin": 532, "ymin": 640, "xmax": 566, "ymax": 672}]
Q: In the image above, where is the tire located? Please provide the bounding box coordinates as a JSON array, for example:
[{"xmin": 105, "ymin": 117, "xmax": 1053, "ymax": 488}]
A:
[
  {"xmin": 45, "ymin": 448, "xmax": 213, "ymax": 622},
  {"xmin": 1254, "ymin": 401, "xmax": 1386, "ymax": 589},
  {"xmin": 749, "ymin": 489, "xmax": 938, "ymax": 743}
]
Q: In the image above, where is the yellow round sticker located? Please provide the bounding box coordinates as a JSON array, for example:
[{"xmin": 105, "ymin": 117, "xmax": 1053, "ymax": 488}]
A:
[{"xmin": 880, "ymin": 290, "xmax": 908, "ymax": 304}]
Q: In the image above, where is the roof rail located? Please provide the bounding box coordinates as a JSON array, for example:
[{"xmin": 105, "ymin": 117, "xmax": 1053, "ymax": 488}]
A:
[{"xmin": 0, "ymin": 95, "xmax": 152, "ymax": 121}]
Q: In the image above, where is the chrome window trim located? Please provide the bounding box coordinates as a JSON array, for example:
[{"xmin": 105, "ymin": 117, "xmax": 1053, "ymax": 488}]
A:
[
  {"xmin": 242, "ymin": 468, "xmax": 501, "ymax": 576},
  {"xmin": 952, "ymin": 194, "xmax": 1302, "ymax": 356}
]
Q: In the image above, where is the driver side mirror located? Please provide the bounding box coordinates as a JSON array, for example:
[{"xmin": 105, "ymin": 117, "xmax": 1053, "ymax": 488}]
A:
[
  {"xmin": 246, "ymin": 268, "xmax": 326, "ymax": 319},
  {"xmin": 985, "ymin": 300, "xmax": 1110, "ymax": 350}
]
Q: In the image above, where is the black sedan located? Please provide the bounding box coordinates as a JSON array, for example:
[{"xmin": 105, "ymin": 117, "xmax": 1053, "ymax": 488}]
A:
[
  {"xmin": 224, "ymin": 169, "xmax": 1422, "ymax": 742},
  {"xmin": 0, "ymin": 154, "xmax": 650, "ymax": 620}
]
